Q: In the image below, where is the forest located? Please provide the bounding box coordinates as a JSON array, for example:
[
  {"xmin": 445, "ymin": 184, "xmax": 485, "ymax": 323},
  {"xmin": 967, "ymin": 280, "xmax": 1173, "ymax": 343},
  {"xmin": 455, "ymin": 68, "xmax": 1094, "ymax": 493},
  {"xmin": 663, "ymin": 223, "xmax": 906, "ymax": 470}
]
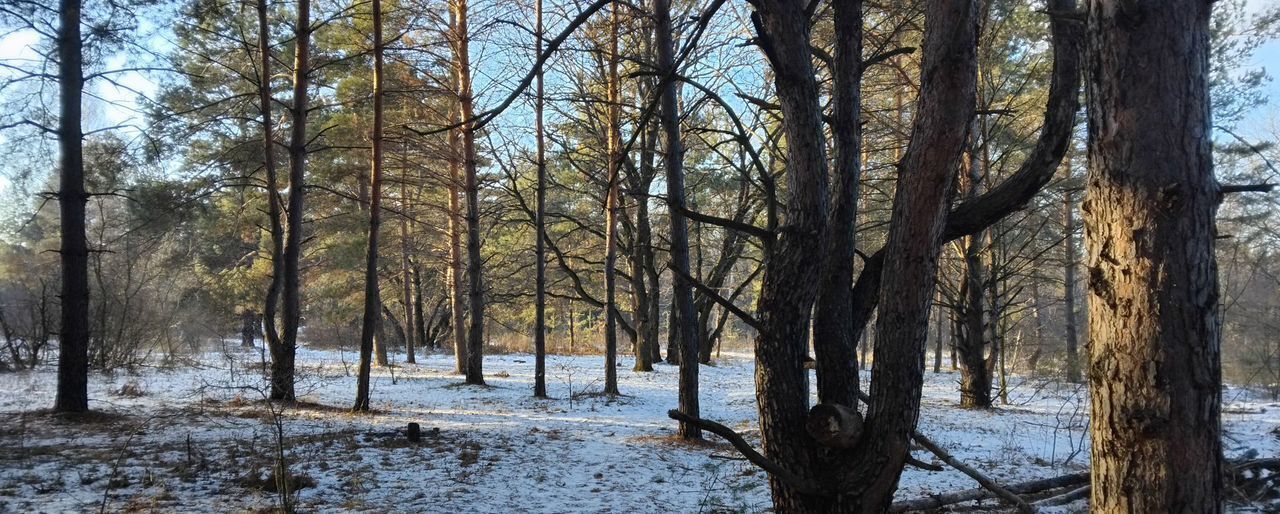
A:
[{"xmin": 1, "ymin": 0, "xmax": 1279, "ymax": 512}]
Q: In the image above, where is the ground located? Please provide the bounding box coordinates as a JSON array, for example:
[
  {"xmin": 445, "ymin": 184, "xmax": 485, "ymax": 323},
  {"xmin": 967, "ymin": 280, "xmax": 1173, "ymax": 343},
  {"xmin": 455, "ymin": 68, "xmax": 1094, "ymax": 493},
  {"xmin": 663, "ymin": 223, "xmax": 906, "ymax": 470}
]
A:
[{"xmin": 0, "ymin": 346, "xmax": 1276, "ymax": 513}]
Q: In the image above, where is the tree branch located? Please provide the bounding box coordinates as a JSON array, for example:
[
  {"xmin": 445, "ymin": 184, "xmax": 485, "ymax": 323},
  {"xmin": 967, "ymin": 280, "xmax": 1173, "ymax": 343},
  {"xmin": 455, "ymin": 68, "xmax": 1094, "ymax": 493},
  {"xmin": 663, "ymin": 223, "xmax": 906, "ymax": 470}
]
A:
[{"xmin": 667, "ymin": 410, "xmax": 822, "ymax": 495}]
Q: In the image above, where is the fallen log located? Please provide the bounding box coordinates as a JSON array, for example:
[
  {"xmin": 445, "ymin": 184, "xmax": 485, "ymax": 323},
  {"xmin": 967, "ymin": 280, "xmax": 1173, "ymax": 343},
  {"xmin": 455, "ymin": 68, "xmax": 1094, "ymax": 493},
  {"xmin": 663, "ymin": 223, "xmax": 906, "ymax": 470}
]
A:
[{"xmin": 890, "ymin": 472, "xmax": 1088, "ymax": 512}]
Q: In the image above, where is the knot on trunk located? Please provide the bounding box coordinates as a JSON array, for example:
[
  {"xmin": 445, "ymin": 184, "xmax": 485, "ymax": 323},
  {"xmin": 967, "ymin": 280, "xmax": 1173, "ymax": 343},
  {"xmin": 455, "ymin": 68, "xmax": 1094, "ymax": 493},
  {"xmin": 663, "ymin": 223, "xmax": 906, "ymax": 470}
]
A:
[{"xmin": 806, "ymin": 403, "xmax": 863, "ymax": 449}]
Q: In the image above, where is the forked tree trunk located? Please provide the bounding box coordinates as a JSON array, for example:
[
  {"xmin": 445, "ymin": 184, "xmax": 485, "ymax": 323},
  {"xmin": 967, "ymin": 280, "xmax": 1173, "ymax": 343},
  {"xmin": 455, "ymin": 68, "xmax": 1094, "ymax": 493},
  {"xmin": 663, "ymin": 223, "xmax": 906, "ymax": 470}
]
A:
[
  {"xmin": 354, "ymin": 0, "xmax": 385, "ymax": 412},
  {"xmin": 55, "ymin": 0, "xmax": 89, "ymax": 413},
  {"xmin": 256, "ymin": 0, "xmax": 286, "ymax": 379},
  {"xmin": 276, "ymin": 0, "xmax": 311, "ymax": 402},
  {"xmin": 453, "ymin": 0, "xmax": 485, "ymax": 385},
  {"xmin": 1085, "ymin": 1, "xmax": 1222, "ymax": 511}
]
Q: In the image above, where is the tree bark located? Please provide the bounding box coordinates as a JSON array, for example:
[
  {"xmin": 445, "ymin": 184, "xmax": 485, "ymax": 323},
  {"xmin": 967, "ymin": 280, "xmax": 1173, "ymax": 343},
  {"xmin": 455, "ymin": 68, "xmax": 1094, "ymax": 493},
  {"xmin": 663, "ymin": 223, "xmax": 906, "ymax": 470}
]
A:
[
  {"xmin": 655, "ymin": 0, "xmax": 699, "ymax": 439},
  {"xmin": 1062, "ymin": 186, "xmax": 1081, "ymax": 383},
  {"xmin": 55, "ymin": 0, "xmax": 89, "ymax": 413},
  {"xmin": 354, "ymin": 0, "xmax": 385, "ymax": 412},
  {"xmin": 1085, "ymin": 1, "xmax": 1222, "ymax": 511},
  {"xmin": 400, "ymin": 185, "xmax": 415, "ymax": 363},
  {"xmin": 453, "ymin": 0, "xmax": 485, "ymax": 386},
  {"xmin": 447, "ymin": 106, "xmax": 467, "ymax": 374},
  {"xmin": 276, "ymin": 0, "xmax": 311, "ymax": 402},
  {"xmin": 601, "ymin": 3, "xmax": 622, "ymax": 396},
  {"xmin": 256, "ymin": 0, "xmax": 286, "ymax": 385},
  {"xmin": 812, "ymin": 0, "xmax": 863, "ymax": 409},
  {"xmin": 533, "ymin": 0, "xmax": 548, "ymax": 398}
]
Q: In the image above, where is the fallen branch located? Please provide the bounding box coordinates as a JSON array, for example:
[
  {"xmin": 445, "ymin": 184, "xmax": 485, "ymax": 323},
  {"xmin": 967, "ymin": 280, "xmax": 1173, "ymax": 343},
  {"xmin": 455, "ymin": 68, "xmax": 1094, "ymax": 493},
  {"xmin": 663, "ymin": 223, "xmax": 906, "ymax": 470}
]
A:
[
  {"xmin": 667, "ymin": 409, "xmax": 822, "ymax": 495},
  {"xmin": 1034, "ymin": 485, "xmax": 1089, "ymax": 508},
  {"xmin": 856, "ymin": 391, "xmax": 1036, "ymax": 513},
  {"xmin": 890, "ymin": 472, "xmax": 1088, "ymax": 512}
]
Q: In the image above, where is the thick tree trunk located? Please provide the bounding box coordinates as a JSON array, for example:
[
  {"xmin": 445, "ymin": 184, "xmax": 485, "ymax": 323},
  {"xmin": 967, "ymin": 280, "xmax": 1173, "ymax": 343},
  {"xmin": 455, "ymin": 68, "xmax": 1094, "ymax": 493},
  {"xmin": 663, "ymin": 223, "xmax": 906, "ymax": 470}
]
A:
[
  {"xmin": 454, "ymin": 0, "xmax": 485, "ymax": 385},
  {"xmin": 601, "ymin": 3, "xmax": 621, "ymax": 395},
  {"xmin": 256, "ymin": 0, "xmax": 286, "ymax": 380},
  {"xmin": 276, "ymin": 0, "xmax": 311, "ymax": 402},
  {"xmin": 748, "ymin": 0, "xmax": 837, "ymax": 508},
  {"xmin": 1085, "ymin": 1, "xmax": 1222, "ymax": 511},
  {"xmin": 55, "ymin": 0, "xmax": 89, "ymax": 414},
  {"xmin": 354, "ymin": 0, "xmax": 385, "ymax": 412},
  {"xmin": 533, "ymin": 0, "xmax": 548, "ymax": 398},
  {"xmin": 655, "ymin": 0, "xmax": 699, "ymax": 439}
]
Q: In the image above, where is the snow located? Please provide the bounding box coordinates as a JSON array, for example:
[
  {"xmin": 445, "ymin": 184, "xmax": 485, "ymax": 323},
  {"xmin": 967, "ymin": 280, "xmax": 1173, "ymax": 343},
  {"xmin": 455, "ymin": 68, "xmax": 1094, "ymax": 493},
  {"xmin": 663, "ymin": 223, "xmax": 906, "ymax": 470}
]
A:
[{"xmin": 1, "ymin": 347, "xmax": 1276, "ymax": 513}]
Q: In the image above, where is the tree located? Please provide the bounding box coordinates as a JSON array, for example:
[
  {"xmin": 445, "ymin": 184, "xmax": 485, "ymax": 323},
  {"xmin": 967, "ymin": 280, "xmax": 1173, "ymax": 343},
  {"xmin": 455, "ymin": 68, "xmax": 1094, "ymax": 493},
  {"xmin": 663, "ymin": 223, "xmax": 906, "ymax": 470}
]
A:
[
  {"xmin": 533, "ymin": 0, "xmax": 548, "ymax": 398},
  {"xmin": 276, "ymin": 0, "xmax": 312, "ymax": 402},
  {"xmin": 654, "ymin": 0, "xmax": 699, "ymax": 439},
  {"xmin": 452, "ymin": 0, "xmax": 485, "ymax": 386},
  {"xmin": 354, "ymin": 0, "xmax": 386, "ymax": 413},
  {"xmin": 54, "ymin": 0, "xmax": 90, "ymax": 413},
  {"xmin": 1085, "ymin": 1, "xmax": 1222, "ymax": 511},
  {"xmin": 601, "ymin": 1, "xmax": 622, "ymax": 396}
]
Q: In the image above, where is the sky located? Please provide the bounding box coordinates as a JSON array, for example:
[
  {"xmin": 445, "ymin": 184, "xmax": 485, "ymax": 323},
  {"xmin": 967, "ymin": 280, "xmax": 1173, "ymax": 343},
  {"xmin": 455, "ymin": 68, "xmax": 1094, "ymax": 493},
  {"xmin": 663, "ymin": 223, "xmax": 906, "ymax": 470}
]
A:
[{"xmin": 1, "ymin": 1, "xmax": 1279, "ymax": 172}]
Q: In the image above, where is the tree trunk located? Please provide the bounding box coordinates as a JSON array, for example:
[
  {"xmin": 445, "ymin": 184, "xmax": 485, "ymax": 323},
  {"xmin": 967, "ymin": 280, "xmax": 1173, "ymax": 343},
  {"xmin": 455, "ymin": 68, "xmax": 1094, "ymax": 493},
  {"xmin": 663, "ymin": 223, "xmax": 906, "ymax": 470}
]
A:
[
  {"xmin": 1062, "ymin": 186, "xmax": 1081, "ymax": 383},
  {"xmin": 1085, "ymin": 1, "xmax": 1222, "ymax": 511},
  {"xmin": 55, "ymin": 0, "xmax": 89, "ymax": 414},
  {"xmin": 956, "ymin": 128, "xmax": 992, "ymax": 409},
  {"xmin": 447, "ymin": 107, "xmax": 467, "ymax": 374},
  {"xmin": 812, "ymin": 0, "xmax": 862, "ymax": 408},
  {"xmin": 354, "ymin": 0, "xmax": 385, "ymax": 412},
  {"xmin": 241, "ymin": 310, "xmax": 257, "ymax": 348},
  {"xmin": 276, "ymin": 0, "xmax": 311, "ymax": 402},
  {"xmin": 256, "ymin": 0, "xmax": 286, "ymax": 385},
  {"xmin": 601, "ymin": 3, "xmax": 621, "ymax": 396},
  {"xmin": 400, "ymin": 151, "xmax": 416, "ymax": 364},
  {"xmin": 453, "ymin": 0, "xmax": 485, "ymax": 386},
  {"xmin": 533, "ymin": 0, "xmax": 548, "ymax": 397},
  {"xmin": 933, "ymin": 291, "xmax": 943, "ymax": 373},
  {"xmin": 655, "ymin": 0, "xmax": 699, "ymax": 439}
]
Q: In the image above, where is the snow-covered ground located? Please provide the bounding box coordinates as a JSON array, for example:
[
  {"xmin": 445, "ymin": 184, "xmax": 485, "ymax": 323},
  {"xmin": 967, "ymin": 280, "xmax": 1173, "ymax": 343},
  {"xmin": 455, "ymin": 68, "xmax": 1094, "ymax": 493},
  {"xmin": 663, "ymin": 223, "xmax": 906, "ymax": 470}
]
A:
[{"xmin": 1, "ymin": 347, "xmax": 1276, "ymax": 513}]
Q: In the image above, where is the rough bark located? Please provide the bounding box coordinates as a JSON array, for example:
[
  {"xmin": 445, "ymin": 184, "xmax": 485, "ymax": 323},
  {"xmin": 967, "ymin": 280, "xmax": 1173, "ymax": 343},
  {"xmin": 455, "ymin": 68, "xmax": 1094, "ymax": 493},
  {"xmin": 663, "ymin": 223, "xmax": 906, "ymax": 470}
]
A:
[
  {"xmin": 55, "ymin": 0, "xmax": 89, "ymax": 413},
  {"xmin": 812, "ymin": 0, "xmax": 863, "ymax": 409},
  {"xmin": 354, "ymin": 0, "xmax": 385, "ymax": 412},
  {"xmin": 276, "ymin": 0, "xmax": 311, "ymax": 402},
  {"xmin": 1085, "ymin": 1, "xmax": 1222, "ymax": 511}
]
